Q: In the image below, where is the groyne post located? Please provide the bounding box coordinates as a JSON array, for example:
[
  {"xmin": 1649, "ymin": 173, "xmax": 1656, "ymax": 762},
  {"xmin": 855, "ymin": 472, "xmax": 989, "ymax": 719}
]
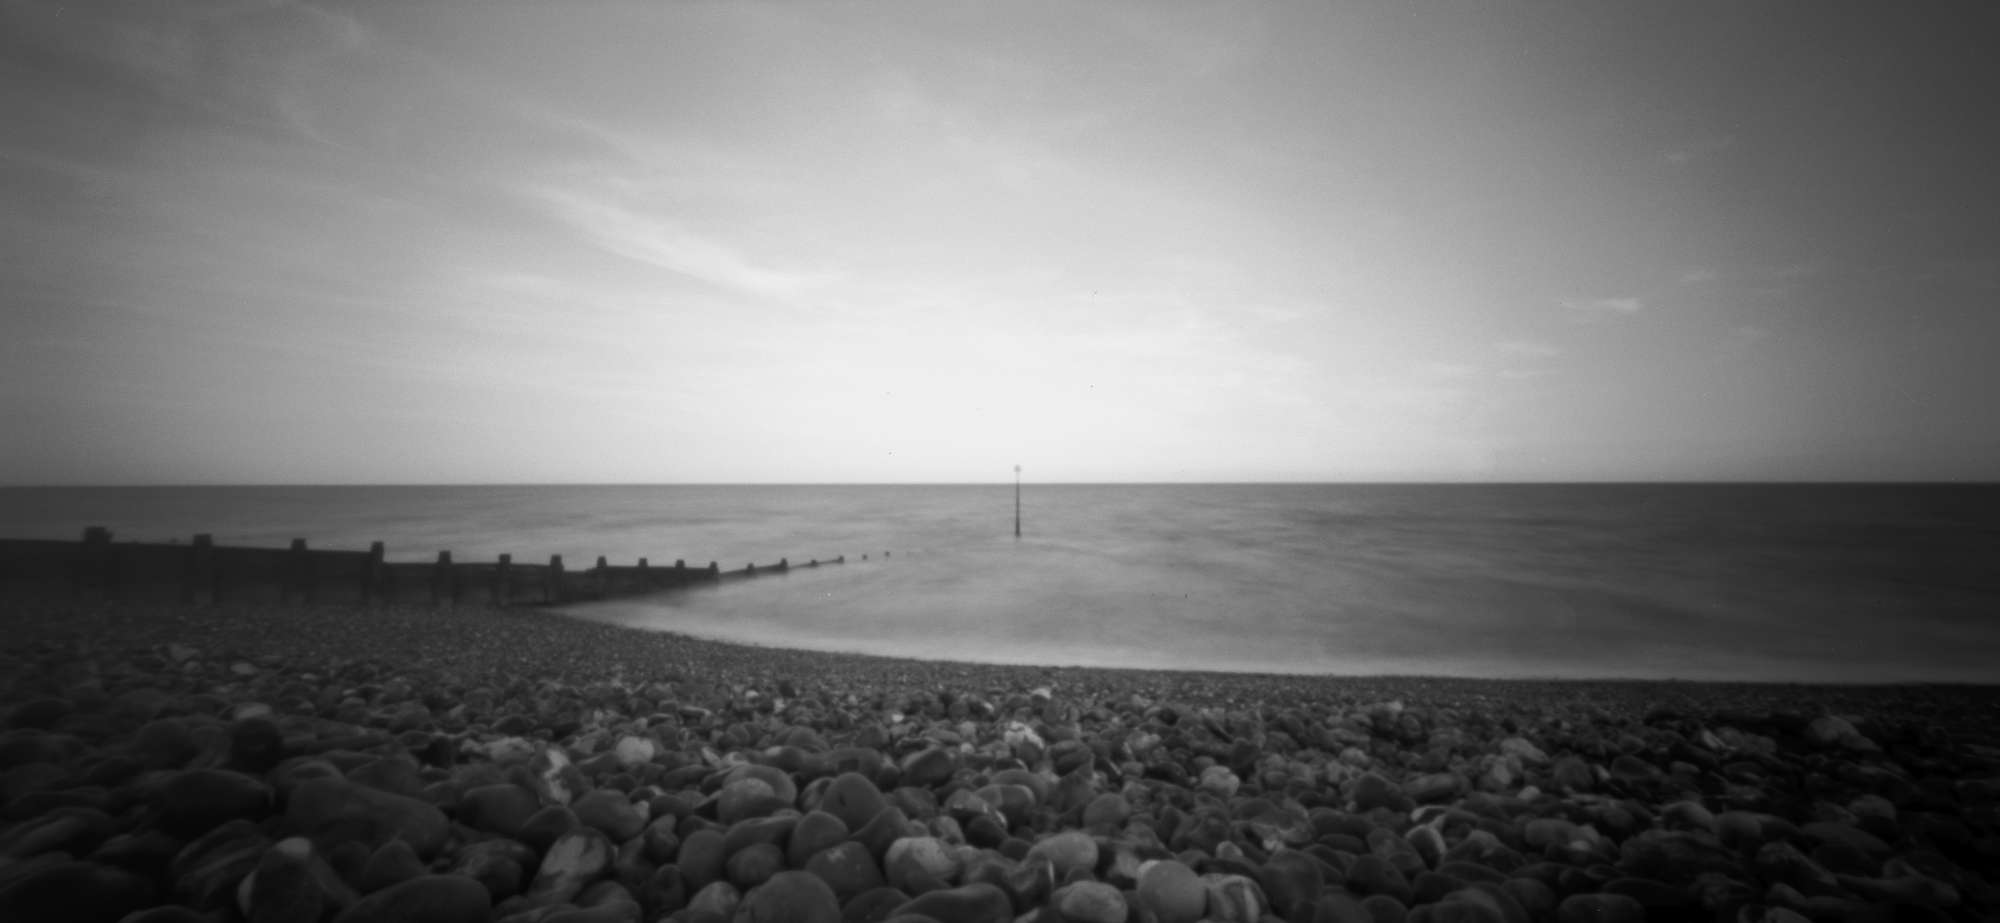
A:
[
  {"xmin": 78, "ymin": 526, "xmax": 113, "ymax": 600},
  {"xmin": 431, "ymin": 551, "xmax": 454, "ymax": 605},
  {"xmin": 494, "ymin": 554, "xmax": 512, "ymax": 607},
  {"xmin": 183, "ymin": 534, "xmax": 215, "ymax": 605},
  {"xmin": 594, "ymin": 555, "xmax": 608, "ymax": 599},
  {"xmin": 363, "ymin": 542, "xmax": 384, "ymax": 605},
  {"xmin": 638, "ymin": 557, "xmax": 649, "ymax": 588},
  {"xmin": 547, "ymin": 555, "xmax": 565, "ymax": 603},
  {"xmin": 287, "ymin": 539, "xmax": 315, "ymax": 604}
]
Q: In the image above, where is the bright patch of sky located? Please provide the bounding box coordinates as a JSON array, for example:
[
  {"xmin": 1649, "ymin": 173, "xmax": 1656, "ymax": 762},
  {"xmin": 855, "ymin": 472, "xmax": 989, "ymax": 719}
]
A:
[{"xmin": 4, "ymin": 0, "xmax": 1998, "ymax": 483}]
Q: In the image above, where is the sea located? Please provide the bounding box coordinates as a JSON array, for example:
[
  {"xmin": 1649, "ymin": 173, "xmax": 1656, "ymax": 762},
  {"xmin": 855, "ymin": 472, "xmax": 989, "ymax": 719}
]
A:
[{"xmin": 3, "ymin": 484, "xmax": 1996, "ymax": 684}]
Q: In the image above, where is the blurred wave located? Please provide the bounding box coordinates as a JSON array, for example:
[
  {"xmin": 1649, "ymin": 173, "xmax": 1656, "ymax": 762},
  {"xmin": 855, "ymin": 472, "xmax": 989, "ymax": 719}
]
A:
[{"xmin": 6, "ymin": 483, "xmax": 1997, "ymax": 682}]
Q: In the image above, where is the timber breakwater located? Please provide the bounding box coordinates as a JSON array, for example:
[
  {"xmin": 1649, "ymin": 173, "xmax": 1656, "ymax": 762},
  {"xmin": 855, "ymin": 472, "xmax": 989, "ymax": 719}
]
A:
[{"xmin": 0, "ymin": 527, "xmax": 850, "ymax": 607}]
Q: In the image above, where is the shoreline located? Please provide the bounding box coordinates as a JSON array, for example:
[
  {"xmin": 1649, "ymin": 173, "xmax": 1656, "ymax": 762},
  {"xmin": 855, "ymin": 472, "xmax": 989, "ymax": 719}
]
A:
[{"xmin": 4, "ymin": 600, "xmax": 1997, "ymax": 922}]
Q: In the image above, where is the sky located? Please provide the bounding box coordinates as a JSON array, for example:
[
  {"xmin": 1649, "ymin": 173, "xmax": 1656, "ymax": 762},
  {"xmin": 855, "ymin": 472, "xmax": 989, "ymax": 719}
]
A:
[{"xmin": 3, "ymin": 1, "xmax": 1998, "ymax": 485}]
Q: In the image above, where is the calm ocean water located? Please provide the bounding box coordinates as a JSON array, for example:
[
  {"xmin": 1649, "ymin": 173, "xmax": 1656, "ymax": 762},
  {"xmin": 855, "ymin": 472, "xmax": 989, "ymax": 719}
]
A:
[{"xmin": 3, "ymin": 484, "xmax": 1996, "ymax": 683}]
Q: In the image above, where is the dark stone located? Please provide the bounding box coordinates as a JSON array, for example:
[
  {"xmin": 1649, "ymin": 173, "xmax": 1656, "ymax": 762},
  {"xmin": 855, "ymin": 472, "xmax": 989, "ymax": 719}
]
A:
[
  {"xmin": 154, "ymin": 768, "xmax": 272, "ymax": 838},
  {"xmin": 821, "ymin": 773, "xmax": 889, "ymax": 832},
  {"xmin": 735, "ymin": 869, "xmax": 842, "ymax": 923},
  {"xmin": 889, "ymin": 882, "xmax": 1015, "ymax": 923},
  {"xmin": 285, "ymin": 777, "xmax": 449, "ymax": 858},
  {"xmin": 329, "ymin": 873, "xmax": 490, "ymax": 923},
  {"xmin": 0, "ymin": 860, "xmax": 154, "ymax": 923}
]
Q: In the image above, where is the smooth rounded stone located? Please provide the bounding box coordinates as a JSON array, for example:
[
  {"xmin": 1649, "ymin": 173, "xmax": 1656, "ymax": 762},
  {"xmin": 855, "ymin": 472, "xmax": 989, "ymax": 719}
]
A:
[
  {"xmin": 717, "ymin": 778, "xmax": 791, "ymax": 825},
  {"xmin": 245, "ymin": 837, "xmax": 355, "ymax": 923},
  {"xmin": 520, "ymin": 806, "xmax": 583, "ymax": 855},
  {"xmin": 228, "ymin": 716, "xmax": 285, "ymax": 773},
  {"xmin": 7, "ymin": 805, "xmax": 114, "ymax": 858},
  {"xmin": 1753, "ymin": 841, "xmax": 1839, "ymax": 893},
  {"xmin": 612, "ymin": 736, "xmax": 657, "ymax": 770},
  {"xmin": 110, "ymin": 907, "xmax": 210, "ymax": 923},
  {"xmin": 0, "ymin": 859, "xmax": 155, "ymax": 923},
  {"xmin": 806, "ymin": 841, "xmax": 885, "ymax": 898},
  {"xmin": 678, "ymin": 829, "xmax": 730, "ymax": 892},
  {"xmin": 1498, "ymin": 738, "xmax": 1548, "ymax": 765},
  {"xmin": 1201, "ymin": 873, "xmax": 1264, "ymax": 923},
  {"xmin": 638, "ymin": 866, "xmax": 690, "ymax": 919},
  {"xmin": 899, "ymin": 748, "xmax": 958, "ymax": 789},
  {"xmin": 724, "ymin": 763, "xmax": 800, "ymax": 804},
  {"xmin": 1548, "ymin": 756, "xmax": 1596, "ymax": 793},
  {"xmin": 1079, "ymin": 793, "xmax": 1130, "ymax": 833},
  {"xmin": 349, "ymin": 757, "xmax": 426, "ymax": 798},
  {"xmin": 1602, "ymin": 877, "xmax": 1701, "ymax": 916},
  {"xmin": 1352, "ymin": 773, "xmax": 1409, "ymax": 812},
  {"xmin": 1804, "ymin": 716, "xmax": 1870, "ymax": 749},
  {"xmin": 525, "ymin": 829, "xmax": 616, "ymax": 907},
  {"xmin": 1363, "ymin": 893, "xmax": 1410, "ymax": 923},
  {"xmin": 1714, "ymin": 811, "xmax": 1770, "ymax": 849},
  {"xmin": 329, "ymin": 873, "xmax": 490, "ymax": 923},
  {"xmin": 286, "ymin": 777, "xmax": 449, "ymax": 858},
  {"xmin": 786, "ymin": 811, "xmax": 850, "ymax": 867},
  {"xmin": 988, "ymin": 768, "xmax": 1051, "ymax": 806},
  {"xmin": 1348, "ymin": 853, "xmax": 1414, "ymax": 903},
  {"xmin": 543, "ymin": 902, "xmax": 642, "ymax": 923},
  {"xmin": 884, "ymin": 837, "xmax": 959, "ymax": 894},
  {"xmin": 720, "ymin": 816, "xmax": 798, "ymax": 858},
  {"xmin": 169, "ymin": 819, "xmax": 271, "ymax": 909},
  {"xmin": 1311, "ymin": 891, "xmax": 1376, "ymax": 923},
  {"xmin": 460, "ymin": 783, "xmax": 542, "ymax": 839},
  {"xmin": 1407, "ymin": 899, "xmax": 1506, "ymax": 923},
  {"xmin": 574, "ymin": 789, "xmax": 649, "ymax": 842},
  {"xmin": 726, "ymin": 842, "xmax": 787, "ymax": 891},
  {"xmin": 732, "ymin": 869, "xmax": 841, "ymax": 923},
  {"xmin": 1496, "ymin": 875, "xmax": 1552, "ymax": 919},
  {"xmin": 451, "ymin": 842, "xmax": 529, "ymax": 904},
  {"xmin": 640, "ymin": 816, "xmax": 683, "ymax": 866},
  {"xmin": 1555, "ymin": 892, "xmax": 1645, "ymax": 923},
  {"xmin": 1256, "ymin": 850, "xmax": 1324, "ymax": 920},
  {"xmin": 1406, "ymin": 824, "xmax": 1448, "ymax": 869},
  {"xmin": 1054, "ymin": 881, "xmax": 1126, "ymax": 923},
  {"xmin": 1369, "ymin": 826, "xmax": 1429, "ymax": 878},
  {"xmin": 359, "ymin": 838, "xmax": 429, "ymax": 893},
  {"xmin": 153, "ymin": 767, "xmax": 272, "ymax": 838},
  {"xmin": 1607, "ymin": 755, "xmax": 1658, "ymax": 783},
  {"xmin": 1616, "ymin": 830, "xmax": 1738, "ymax": 882},
  {"xmin": 132, "ymin": 717, "xmax": 199, "ymax": 769},
  {"xmin": 888, "ymin": 882, "xmax": 1014, "ymax": 923},
  {"xmin": 1136, "ymin": 859, "xmax": 1206, "ymax": 923},
  {"xmin": 821, "ymin": 773, "xmax": 890, "ymax": 832},
  {"xmin": 1797, "ymin": 821, "xmax": 1890, "ymax": 858},
  {"xmin": 1199, "ymin": 765, "xmax": 1241, "ymax": 799},
  {"xmin": 1024, "ymin": 831, "xmax": 1097, "ymax": 879},
  {"xmin": 1658, "ymin": 800, "xmax": 1717, "ymax": 834},
  {"xmin": 1413, "ymin": 870, "xmax": 1465, "ymax": 905},
  {"xmin": 1405, "ymin": 772, "xmax": 1467, "ymax": 804}
]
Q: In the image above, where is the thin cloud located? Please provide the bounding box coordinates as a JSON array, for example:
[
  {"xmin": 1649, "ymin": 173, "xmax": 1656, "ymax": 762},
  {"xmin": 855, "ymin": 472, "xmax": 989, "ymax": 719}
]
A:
[
  {"xmin": 1680, "ymin": 267, "xmax": 1719, "ymax": 285},
  {"xmin": 527, "ymin": 185, "xmax": 826, "ymax": 298},
  {"xmin": 1561, "ymin": 296, "xmax": 1643, "ymax": 315},
  {"xmin": 1494, "ymin": 339, "xmax": 1560, "ymax": 359}
]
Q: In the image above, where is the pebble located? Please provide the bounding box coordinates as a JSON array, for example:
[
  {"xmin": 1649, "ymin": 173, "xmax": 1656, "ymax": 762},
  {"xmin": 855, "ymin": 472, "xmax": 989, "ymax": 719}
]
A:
[
  {"xmin": 1054, "ymin": 880, "xmax": 1127, "ymax": 923},
  {"xmin": 3, "ymin": 605, "xmax": 1998, "ymax": 923},
  {"xmin": 733, "ymin": 870, "xmax": 840, "ymax": 923},
  {"xmin": 330, "ymin": 873, "xmax": 490, "ymax": 923},
  {"xmin": 1136, "ymin": 859, "xmax": 1207, "ymax": 923}
]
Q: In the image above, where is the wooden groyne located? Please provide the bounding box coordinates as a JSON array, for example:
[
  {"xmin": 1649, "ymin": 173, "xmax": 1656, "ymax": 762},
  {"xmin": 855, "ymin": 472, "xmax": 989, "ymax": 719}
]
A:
[{"xmin": 0, "ymin": 527, "xmax": 849, "ymax": 607}]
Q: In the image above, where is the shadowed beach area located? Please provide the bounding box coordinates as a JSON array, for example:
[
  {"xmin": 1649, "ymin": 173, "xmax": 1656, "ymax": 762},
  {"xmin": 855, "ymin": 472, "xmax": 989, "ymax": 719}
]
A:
[{"xmin": 2, "ymin": 600, "xmax": 1997, "ymax": 922}]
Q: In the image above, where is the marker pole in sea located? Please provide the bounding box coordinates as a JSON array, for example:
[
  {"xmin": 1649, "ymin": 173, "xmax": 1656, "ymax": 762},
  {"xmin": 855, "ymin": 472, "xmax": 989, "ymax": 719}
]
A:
[{"xmin": 1014, "ymin": 464, "xmax": 1022, "ymax": 539}]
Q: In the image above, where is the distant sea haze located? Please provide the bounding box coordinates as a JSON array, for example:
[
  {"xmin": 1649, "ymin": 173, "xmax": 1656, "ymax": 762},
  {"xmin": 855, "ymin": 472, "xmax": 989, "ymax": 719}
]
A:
[{"xmin": 4, "ymin": 484, "xmax": 1996, "ymax": 684}]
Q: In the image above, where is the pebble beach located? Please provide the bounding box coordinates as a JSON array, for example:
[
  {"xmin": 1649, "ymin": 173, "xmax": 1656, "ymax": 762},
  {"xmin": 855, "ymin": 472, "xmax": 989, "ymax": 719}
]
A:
[{"xmin": 2, "ymin": 601, "xmax": 1997, "ymax": 923}]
